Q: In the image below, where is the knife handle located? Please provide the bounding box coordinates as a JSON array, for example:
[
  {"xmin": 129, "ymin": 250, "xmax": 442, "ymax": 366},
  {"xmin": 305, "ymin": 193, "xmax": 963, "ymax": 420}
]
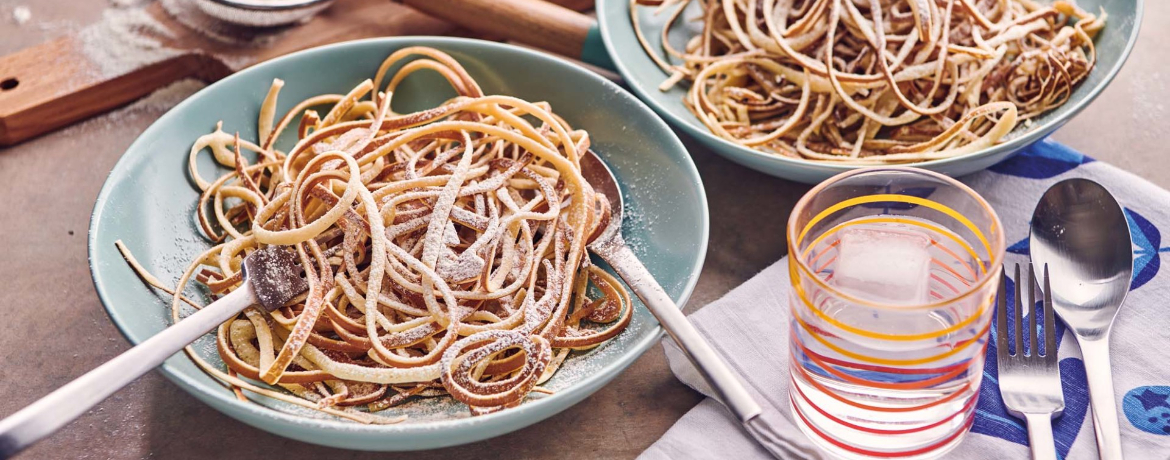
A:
[{"xmin": 0, "ymin": 285, "xmax": 256, "ymax": 459}]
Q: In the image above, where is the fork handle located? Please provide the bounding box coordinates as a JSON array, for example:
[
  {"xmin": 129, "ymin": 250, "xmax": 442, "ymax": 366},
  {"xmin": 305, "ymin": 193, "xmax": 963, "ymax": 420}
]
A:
[
  {"xmin": 0, "ymin": 285, "xmax": 257, "ymax": 458},
  {"xmin": 1023, "ymin": 413, "xmax": 1058, "ymax": 460},
  {"xmin": 592, "ymin": 239, "xmax": 763, "ymax": 423}
]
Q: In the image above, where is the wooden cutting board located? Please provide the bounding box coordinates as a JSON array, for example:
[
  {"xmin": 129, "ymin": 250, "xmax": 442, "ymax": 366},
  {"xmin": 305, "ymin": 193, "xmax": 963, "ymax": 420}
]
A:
[{"xmin": 0, "ymin": 0, "xmax": 590, "ymax": 146}]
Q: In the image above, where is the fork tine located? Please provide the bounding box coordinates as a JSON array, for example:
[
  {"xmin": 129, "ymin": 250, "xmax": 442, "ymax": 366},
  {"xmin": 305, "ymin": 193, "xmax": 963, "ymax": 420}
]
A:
[
  {"xmin": 1028, "ymin": 263, "xmax": 1038, "ymax": 357},
  {"xmin": 1043, "ymin": 264, "xmax": 1057, "ymax": 363},
  {"xmin": 997, "ymin": 266, "xmax": 1009, "ymax": 362},
  {"xmin": 1013, "ymin": 263, "xmax": 1023, "ymax": 357}
]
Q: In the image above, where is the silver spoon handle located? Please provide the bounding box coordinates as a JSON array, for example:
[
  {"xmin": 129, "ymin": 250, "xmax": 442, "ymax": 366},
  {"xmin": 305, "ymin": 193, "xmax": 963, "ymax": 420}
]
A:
[
  {"xmin": 0, "ymin": 285, "xmax": 256, "ymax": 459},
  {"xmin": 1023, "ymin": 413, "xmax": 1058, "ymax": 460},
  {"xmin": 1079, "ymin": 337, "xmax": 1124, "ymax": 460},
  {"xmin": 593, "ymin": 241, "xmax": 762, "ymax": 423}
]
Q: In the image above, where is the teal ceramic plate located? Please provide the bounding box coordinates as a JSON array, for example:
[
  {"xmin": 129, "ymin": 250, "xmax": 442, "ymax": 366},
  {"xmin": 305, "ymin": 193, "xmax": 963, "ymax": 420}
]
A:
[
  {"xmin": 597, "ymin": 0, "xmax": 1143, "ymax": 183},
  {"xmin": 88, "ymin": 37, "xmax": 709, "ymax": 451}
]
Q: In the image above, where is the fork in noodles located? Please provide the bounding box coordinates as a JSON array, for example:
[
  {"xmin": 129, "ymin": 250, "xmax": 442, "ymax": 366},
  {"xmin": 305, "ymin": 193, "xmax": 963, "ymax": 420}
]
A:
[{"xmin": 119, "ymin": 47, "xmax": 633, "ymax": 422}]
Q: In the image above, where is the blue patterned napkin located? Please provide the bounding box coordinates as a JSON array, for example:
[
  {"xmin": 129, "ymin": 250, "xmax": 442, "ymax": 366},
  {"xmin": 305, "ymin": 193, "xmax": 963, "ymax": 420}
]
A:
[{"xmin": 641, "ymin": 139, "xmax": 1170, "ymax": 460}]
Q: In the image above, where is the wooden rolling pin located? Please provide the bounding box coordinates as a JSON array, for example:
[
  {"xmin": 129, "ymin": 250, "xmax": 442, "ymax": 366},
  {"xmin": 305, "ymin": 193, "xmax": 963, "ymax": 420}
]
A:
[
  {"xmin": 399, "ymin": 0, "xmax": 598, "ymax": 64},
  {"xmin": 0, "ymin": 0, "xmax": 593, "ymax": 146}
]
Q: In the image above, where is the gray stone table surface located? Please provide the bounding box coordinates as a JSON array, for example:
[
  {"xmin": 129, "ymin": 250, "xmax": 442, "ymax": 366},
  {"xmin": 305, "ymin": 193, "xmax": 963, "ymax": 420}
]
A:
[{"xmin": 0, "ymin": 1, "xmax": 1166, "ymax": 458}]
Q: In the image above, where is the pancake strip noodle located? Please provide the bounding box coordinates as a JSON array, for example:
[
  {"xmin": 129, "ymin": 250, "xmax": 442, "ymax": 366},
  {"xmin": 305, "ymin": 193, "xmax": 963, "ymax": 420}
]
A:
[
  {"xmin": 118, "ymin": 47, "xmax": 633, "ymax": 423},
  {"xmin": 632, "ymin": 0, "xmax": 1105, "ymax": 163}
]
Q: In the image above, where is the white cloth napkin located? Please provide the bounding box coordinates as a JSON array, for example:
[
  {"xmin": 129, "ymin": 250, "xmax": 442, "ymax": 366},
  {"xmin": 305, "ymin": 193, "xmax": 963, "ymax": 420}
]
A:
[{"xmin": 640, "ymin": 139, "xmax": 1170, "ymax": 459}]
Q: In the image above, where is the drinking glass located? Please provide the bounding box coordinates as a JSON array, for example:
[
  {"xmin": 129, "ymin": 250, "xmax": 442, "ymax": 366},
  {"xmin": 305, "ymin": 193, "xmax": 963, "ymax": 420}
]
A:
[{"xmin": 786, "ymin": 167, "xmax": 1005, "ymax": 459}]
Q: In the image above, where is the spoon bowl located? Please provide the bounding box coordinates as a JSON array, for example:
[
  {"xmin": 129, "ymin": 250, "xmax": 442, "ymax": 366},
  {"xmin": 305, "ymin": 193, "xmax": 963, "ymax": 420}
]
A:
[
  {"xmin": 1030, "ymin": 178, "xmax": 1133, "ymax": 339},
  {"xmin": 580, "ymin": 151, "xmax": 623, "ymax": 245}
]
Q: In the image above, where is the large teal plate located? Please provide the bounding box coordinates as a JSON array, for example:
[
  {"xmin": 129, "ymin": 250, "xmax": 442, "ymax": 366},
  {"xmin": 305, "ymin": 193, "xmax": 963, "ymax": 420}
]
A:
[
  {"xmin": 88, "ymin": 37, "xmax": 708, "ymax": 451},
  {"xmin": 598, "ymin": 0, "xmax": 1143, "ymax": 183}
]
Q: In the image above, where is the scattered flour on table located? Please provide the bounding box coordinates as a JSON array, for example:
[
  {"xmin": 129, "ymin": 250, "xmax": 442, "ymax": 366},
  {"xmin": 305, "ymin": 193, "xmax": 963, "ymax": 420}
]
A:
[
  {"xmin": 12, "ymin": 5, "xmax": 30, "ymax": 25},
  {"xmin": 125, "ymin": 78, "xmax": 207, "ymax": 113},
  {"xmin": 58, "ymin": 78, "xmax": 205, "ymax": 137},
  {"xmin": 79, "ymin": 6, "xmax": 181, "ymax": 78},
  {"xmin": 1132, "ymin": 72, "xmax": 1166, "ymax": 140},
  {"xmin": 21, "ymin": 13, "xmax": 77, "ymax": 34},
  {"xmin": 101, "ymin": 78, "xmax": 206, "ymax": 122}
]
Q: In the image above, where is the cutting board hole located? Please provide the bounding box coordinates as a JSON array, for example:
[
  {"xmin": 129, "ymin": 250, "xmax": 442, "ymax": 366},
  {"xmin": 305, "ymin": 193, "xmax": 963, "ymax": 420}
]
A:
[{"xmin": 0, "ymin": 78, "xmax": 17, "ymax": 91}]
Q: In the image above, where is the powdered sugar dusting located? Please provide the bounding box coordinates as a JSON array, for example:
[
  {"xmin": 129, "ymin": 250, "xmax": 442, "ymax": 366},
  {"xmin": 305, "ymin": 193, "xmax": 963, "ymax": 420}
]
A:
[
  {"xmin": 94, "ymin": 50, "xmax": 684, "ymax": 429},
  {"xmin": 127, "ymin": 79, "xmax": 206, "ymax": 112},
  {"xmin": 167, "ymin": 305, "xmax": 646, "ymax": 429},
  {"xmin": 79, "ymin": 6, "xmax": 180, "ymax": 78},
  {"xmin": 543, "ymin": 313, "xmax": 643, "ymax": 391},
  {"xmin": 12, "ymin": 5, "xmax": 30, "ymax": 25},
  {"xmin": 56, "ymin": 78, "xmax": 205, "ymax": 139}
]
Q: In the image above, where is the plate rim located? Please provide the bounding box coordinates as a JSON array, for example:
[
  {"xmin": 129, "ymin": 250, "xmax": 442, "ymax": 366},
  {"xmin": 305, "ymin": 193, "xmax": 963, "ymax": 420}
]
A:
[
  {"xmin": 597, "ymin": 0, "xmax": 1146, "ymax": 175},
  {"xmin": 87, "ymin": 36, "xmax": 710, "ymax": 442}
]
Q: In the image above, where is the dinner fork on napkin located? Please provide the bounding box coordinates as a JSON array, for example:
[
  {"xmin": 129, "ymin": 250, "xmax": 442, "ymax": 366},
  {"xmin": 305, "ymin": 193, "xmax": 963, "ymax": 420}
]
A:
[{"xmin": 996, "ymin": 264, "xmax": 1064, "ymax": 460}]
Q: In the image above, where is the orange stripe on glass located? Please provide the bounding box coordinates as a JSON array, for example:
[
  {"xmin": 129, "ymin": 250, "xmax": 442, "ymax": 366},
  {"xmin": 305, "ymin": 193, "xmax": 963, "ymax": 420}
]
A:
[
  {"xmin": 798, "ymin": 340, "xmax": 988, "ymax": 376},
  {"xmin": 791, "ymin": 304, "xmax": 992, "ymax": 365},
  {"xmin": 931, "ymin": 237, "xmax": 978, "ymax": 280},
  {"xmin": 795, "ymin": 194, "xmax": 992, "ymax": 262},
  {"xmin": 801, "ymin": 216, "xmax": 984, "ymax": 276},
  {"xmin": 793, "ymin": 275, "xmax": 993, "ymax": 342}
]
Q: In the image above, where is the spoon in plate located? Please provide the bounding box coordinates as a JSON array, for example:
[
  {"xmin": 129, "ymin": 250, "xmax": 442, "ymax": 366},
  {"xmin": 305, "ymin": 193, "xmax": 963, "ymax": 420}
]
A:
[
  {"xmin": 581, "ymin": 151, "xmax": 820, "ymax": 460},
  {"xmin": 1030, "ymin": 178, "xmax": 1132, "ymax": 460}
]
